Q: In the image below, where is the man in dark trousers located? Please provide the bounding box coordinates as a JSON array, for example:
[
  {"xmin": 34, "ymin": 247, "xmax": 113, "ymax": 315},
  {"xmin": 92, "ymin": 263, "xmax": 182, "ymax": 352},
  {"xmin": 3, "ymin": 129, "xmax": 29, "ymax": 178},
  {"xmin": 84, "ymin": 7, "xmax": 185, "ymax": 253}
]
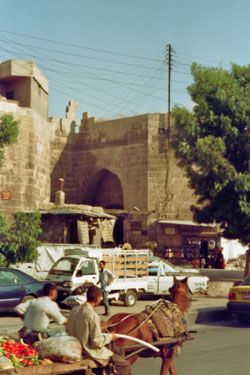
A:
[{"xmin": 98, "ymin": 260, "xmax": 114, "ymax": 316}]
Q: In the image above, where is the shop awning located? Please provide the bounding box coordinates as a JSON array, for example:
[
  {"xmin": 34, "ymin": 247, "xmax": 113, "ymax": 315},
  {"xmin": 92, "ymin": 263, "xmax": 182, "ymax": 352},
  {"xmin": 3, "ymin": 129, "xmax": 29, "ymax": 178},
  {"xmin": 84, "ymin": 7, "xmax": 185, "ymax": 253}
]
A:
[
  {"xmin": 24, "ymin": 208, "xmax": 116, "ymax": 220},
  {"xmin": 158, "ymin": 219, "xmax": 216, "ymax": 228}
]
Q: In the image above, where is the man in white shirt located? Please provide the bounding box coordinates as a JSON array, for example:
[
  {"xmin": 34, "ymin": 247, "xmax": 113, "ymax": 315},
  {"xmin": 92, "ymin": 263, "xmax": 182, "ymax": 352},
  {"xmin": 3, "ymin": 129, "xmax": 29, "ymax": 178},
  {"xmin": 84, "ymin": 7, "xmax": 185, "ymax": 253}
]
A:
[
  {"xmin": 14, "ymin": 283, "xmax": 67, "ymax": 344},
  {"xmin": 67, "ymin": 285, "xmax": 131, "ymax": 375},
  {"xmin": 98, "ymin": 260, "xmax": 114, "ymax": 316}
]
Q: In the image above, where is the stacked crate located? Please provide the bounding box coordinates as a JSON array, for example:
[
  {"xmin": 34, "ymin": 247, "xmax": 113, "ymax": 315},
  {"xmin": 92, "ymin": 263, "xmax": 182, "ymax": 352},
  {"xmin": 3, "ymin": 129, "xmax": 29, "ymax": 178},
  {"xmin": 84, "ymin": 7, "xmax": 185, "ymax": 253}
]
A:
[{"xmin": 101, "ymin": 250, "xmax": 149, "ymax": 278}]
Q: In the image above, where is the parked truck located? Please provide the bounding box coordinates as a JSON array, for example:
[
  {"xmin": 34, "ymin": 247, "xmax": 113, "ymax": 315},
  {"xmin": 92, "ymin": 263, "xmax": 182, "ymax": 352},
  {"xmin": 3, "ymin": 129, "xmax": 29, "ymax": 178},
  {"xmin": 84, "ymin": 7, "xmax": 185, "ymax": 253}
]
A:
[
  {"xmin": 46, "ymin": 248, "xmax": 150, "ymax": 306},
  {"xmin": 146, "ymin": 260, "xmax": 209, "ymax": 295}
]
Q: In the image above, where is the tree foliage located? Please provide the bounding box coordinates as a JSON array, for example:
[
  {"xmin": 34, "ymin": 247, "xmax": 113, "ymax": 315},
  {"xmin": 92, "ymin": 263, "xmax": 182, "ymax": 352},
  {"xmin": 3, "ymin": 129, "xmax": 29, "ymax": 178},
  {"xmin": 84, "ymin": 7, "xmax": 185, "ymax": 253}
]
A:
[
  {"xmin": 0, "ymin": 113, "xmax": 19, "ymax": 167},
  {"xmin": 171, "ymin": 63, "xmax": 250, "ymax": 244},
  {"xmin": 0, "ymin": 211, "xmax": 42, "ymax": 266}
]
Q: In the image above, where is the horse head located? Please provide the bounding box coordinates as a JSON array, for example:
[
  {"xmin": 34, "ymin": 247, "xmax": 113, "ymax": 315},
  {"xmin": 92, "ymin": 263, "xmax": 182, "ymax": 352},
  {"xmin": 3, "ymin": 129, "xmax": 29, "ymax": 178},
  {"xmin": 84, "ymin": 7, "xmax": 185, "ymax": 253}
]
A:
[{"xmin": 169, "ymin": 276, "xmax": 190, "ymax": 313}]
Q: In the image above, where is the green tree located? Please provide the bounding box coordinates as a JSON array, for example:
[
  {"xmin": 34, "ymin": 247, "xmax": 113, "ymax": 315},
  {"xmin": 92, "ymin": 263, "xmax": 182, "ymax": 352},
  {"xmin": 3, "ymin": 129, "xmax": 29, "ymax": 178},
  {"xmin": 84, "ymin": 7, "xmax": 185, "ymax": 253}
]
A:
[
  {"xmin": 0, "ymin": 211, "xmax": 42, "ymax": 266},
  {"xmin": 171, "ymin": 63, "xmax": 250, "ymax": 245},
  {"xmin": 0, "ymin": 113, "xmax": 19, "ymax": 167}
]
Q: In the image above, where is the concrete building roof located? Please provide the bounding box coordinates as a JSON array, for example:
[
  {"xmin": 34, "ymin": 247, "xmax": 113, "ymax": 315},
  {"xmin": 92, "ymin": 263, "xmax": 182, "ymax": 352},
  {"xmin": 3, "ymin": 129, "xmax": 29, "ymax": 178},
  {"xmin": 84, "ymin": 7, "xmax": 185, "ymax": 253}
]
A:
[{"xmin": 0, "ymin": 60, "xmax": 48, "ymax": 93}]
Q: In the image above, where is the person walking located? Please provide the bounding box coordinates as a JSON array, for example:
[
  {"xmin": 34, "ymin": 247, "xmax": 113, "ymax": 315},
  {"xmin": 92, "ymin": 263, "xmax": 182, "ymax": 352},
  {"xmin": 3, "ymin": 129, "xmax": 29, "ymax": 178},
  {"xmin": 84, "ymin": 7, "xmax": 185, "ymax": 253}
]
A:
[
  {"xmin": 66, "ymin": 285, "xmax": 131, "ymax": 375},
  {"xmin": 98, "ymin": 260, "xmax": 114, "ymax": 316}
]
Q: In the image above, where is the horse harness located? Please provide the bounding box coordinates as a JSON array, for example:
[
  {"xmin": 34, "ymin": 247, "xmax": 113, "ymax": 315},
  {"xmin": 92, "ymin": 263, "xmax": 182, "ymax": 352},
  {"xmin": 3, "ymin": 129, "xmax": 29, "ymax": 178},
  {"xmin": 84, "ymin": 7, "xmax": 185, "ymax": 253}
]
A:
[{"xmin": 105, "ymin": 299, "xmax": 187, "ymax": 340}]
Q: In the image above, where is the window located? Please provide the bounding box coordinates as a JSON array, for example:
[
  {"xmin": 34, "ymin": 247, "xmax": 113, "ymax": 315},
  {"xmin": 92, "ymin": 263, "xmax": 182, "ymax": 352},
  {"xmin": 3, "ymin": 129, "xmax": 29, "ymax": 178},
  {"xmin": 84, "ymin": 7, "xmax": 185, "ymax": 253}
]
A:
[
  {"xmin": 49, "ymin": 257, "xmax": 79, "ymax": 275},
  {"xmin": 0, "ymin": 271, "xmax": 25, "ymax": 286},
  {"xmin": 241, "ymin": 276, "xmax": 250, "ymax": 286},
  {"xmin": 80, "ymin": 260, "xmax": 96, "ymax": 275},
  {"xmin": 148, "ymin": 267, "xmax": 158, "ymax": 276}
]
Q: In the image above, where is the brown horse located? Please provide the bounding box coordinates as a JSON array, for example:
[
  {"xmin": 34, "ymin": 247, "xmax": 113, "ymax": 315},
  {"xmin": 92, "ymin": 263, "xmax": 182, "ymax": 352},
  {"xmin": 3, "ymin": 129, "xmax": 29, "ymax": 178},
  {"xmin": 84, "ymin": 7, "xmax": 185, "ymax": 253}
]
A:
[{"xmin": 104, "ymin": 276, "xmax": 190, "ymax": 375}]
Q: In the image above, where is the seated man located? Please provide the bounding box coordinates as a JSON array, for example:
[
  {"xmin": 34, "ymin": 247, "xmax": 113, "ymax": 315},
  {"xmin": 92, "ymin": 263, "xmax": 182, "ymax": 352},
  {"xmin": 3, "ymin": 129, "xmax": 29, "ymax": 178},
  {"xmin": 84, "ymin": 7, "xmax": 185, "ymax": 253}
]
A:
[
  {"xmin": 14, "ymin": 283, "xmax": 67, "ymax": 344},
  {"xmin": 67, "ymin": 285, "xmax": 131, "ymax": 375}
]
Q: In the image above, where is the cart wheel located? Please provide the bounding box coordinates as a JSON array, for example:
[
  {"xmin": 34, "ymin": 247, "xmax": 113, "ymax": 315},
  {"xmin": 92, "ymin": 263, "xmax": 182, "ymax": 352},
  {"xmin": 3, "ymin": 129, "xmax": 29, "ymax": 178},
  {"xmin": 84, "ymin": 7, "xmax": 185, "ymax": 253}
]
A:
[{"xmin": 124, "ymin": 291, "xmax": 137, "ymax": 307}]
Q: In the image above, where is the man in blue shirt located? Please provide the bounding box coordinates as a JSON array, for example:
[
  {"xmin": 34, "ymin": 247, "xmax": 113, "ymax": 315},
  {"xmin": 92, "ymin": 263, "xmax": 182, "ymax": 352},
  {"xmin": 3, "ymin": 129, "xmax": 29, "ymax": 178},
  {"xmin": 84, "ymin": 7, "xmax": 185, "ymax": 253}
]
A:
[{"xmin": 98, "ymin": 261, "xmax": 114, "ymax": 316}]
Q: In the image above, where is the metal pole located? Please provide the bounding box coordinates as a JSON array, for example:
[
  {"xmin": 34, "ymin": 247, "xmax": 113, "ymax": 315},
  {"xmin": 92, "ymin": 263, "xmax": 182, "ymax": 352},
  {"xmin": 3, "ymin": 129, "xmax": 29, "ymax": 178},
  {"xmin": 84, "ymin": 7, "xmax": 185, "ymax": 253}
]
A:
[{"xmin": 167, "ymin": 44, "xmax": 171, "ymax": 142}]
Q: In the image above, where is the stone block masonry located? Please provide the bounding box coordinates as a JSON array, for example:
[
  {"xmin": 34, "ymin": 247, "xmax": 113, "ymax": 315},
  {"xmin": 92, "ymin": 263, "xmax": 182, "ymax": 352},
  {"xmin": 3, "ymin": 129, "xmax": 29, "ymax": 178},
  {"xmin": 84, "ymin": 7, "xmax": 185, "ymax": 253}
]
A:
[
  {"xmin": 0, "ymin": 59, "xmax": 204, "ymax": 251},
  {"xmin": 0, "ymin": 100, "xmax": 50, "ymax": 216}
]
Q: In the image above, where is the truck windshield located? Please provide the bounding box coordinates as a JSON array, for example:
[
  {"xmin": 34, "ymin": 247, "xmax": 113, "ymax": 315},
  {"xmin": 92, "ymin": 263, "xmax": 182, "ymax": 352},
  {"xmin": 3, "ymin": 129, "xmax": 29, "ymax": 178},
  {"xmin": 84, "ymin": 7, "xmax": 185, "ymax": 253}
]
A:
[{"xmin": 49, "ymin": 257, "xmax": 79, "ymax": 275}]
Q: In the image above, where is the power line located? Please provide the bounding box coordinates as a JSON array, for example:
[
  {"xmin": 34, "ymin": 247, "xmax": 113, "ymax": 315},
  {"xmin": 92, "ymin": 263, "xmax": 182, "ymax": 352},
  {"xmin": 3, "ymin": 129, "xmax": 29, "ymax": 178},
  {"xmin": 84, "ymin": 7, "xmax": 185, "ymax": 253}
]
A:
[
  {"xmin": 174, "ymin": 49, "xmax": 231, "ymax": 69},
  {"xmin": 0, "ymin": 35, "xmax": 193, "ymax": 116},
  {"xmin": 0, "ymin": 29, "xmax": 166, "ymax": 63},
  {"xmin": 0, "ymin": 37, "xmax": 169, "ymax": 71},
  {"xmin": 0, "ymin": 44, "xmax": 172, "ymax": 93}
]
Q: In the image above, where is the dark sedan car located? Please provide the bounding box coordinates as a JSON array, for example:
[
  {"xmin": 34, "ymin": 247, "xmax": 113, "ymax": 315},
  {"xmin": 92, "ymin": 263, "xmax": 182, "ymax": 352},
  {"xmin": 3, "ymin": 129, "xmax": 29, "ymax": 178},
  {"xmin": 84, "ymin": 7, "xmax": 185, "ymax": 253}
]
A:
[{"xmin": 0, "ymin": 268, "xmax": 48, "ymax": 312}]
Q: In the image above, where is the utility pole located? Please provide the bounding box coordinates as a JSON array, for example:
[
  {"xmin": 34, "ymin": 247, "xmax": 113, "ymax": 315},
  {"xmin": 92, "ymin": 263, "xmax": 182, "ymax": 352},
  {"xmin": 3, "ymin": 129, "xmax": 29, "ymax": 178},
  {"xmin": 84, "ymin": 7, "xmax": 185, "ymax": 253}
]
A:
[{"xmin": 167, "ymin": 44, "xmax": 172, "ymax": 143}]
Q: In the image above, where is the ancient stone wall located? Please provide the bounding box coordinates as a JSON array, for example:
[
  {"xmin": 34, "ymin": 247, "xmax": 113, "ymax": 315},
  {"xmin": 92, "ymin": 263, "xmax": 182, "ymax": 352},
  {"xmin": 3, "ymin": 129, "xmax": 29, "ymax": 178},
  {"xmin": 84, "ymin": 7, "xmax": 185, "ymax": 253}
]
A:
[
  {"xmin": 147, "ymin": 113, "xmax": 195, "ymax": 220},
  {"xmin": 75, "ymin": 113, "xmax": 149, "ymax": 211},
  {"xmin": 49, "ymin": 101, "xmax": 78, "ymax": 203},
  {"xmin": 0, "ymin": 99, "xmax": 50, "ymax": 215},
  {"xmin": 0, "ymin": 59, "xmax": 200, "ymax": 250}
]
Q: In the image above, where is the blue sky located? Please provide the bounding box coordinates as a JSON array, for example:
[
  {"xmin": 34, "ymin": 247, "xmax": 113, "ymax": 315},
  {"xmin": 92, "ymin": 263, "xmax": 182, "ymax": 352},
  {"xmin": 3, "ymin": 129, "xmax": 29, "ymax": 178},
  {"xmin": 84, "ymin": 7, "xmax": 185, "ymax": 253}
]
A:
[{"xmin": 1, "ymin": 0, "xmax": 250, "ymax": 120}]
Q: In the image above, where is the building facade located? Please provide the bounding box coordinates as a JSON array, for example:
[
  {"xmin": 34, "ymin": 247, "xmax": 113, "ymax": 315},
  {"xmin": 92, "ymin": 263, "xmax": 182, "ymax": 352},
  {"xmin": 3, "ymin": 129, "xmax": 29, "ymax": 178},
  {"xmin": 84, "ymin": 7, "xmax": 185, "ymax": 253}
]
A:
[{"xmin": 0, "ymin": 60, "xmax": 218, "ymax": 260}]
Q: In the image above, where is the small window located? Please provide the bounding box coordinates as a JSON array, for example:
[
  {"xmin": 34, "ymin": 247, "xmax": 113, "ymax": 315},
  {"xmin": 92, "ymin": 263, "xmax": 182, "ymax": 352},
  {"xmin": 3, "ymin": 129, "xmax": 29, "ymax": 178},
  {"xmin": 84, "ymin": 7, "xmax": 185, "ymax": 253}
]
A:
[
  {"xmin": 148, "ymin": 267, "xmax": 158, "ymax": 276},
  {"xmin": 15, "ymin": 273, "xmax": 26, "ymax": 284},
  {"xmin": 80, "ymin": 260, "xmax": 96, "ymax": 275},
  {"xmin": 0, "ymin": 271, "xmax": 24, "ymax": 286},
  {"xmin": 241, "ymin": 276, "xmax": 250, "ymax": 286},
  {"xmin": 6, "ymin": 91, "xmax": 14, "ymax": 100}
]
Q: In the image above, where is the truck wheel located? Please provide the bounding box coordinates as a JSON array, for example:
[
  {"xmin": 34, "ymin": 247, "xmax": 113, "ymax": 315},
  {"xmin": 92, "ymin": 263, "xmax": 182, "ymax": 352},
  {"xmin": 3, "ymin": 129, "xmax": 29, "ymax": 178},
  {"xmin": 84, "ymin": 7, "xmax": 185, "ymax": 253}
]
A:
[{"xmin": 124, "ymin": 291, "xmax": 137, "ymax": 307}]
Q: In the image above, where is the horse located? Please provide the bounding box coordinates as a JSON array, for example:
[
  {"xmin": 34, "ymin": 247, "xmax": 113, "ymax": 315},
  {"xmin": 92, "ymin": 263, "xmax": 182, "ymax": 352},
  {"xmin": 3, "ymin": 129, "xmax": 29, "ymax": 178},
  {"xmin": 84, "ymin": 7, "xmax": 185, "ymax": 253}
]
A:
[{"xmin": 103, "ymin": 276, "xmax": 190, "ymax": 375}]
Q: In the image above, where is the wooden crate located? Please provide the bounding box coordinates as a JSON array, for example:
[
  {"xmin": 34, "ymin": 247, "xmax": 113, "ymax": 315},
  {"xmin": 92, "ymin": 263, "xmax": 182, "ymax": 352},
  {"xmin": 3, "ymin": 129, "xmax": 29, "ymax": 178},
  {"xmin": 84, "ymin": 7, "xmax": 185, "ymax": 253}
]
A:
[{"xmin": 102, "ymin": 251, "xmax": 148, "ymax": 277}]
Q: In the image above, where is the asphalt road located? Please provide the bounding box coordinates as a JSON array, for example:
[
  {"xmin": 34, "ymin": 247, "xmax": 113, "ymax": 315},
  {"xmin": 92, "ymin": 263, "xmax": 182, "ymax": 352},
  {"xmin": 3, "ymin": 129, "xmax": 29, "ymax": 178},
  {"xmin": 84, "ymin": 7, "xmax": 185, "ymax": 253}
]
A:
[
  {"xmin": 0, "ymin": 298, "xmax": 249, "ymax": 375},
  {"xmin": 1, "ymin": 309, "xmax": 249, "ymax": 375},
  {"xmin": 133, "ymin": 320, "xmax": 250, "ymax": 375}
]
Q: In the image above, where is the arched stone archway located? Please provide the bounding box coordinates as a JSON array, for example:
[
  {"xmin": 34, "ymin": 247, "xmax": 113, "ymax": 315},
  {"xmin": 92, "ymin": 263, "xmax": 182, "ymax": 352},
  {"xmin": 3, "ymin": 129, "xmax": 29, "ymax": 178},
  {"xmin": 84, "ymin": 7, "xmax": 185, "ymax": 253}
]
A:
[
  {"xmin": 83, "ymin": 169, "xmax": 124, "ymax": 244},
  {"xmin": 83, "ymin": 169, "xmax": 124, "ymax": 209}
]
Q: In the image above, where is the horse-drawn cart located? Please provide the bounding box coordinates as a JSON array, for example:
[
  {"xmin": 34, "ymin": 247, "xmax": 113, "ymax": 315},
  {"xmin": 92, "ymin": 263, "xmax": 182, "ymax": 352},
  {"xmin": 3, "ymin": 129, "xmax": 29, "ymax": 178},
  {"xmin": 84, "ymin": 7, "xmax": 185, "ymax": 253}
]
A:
[
  {"xmin": 123, "ymin": 333, "xmax": 194, "ymax": 360},
  {"xmin": 0, "ymin": 334, "xmax": 194, "ymax": 375}
]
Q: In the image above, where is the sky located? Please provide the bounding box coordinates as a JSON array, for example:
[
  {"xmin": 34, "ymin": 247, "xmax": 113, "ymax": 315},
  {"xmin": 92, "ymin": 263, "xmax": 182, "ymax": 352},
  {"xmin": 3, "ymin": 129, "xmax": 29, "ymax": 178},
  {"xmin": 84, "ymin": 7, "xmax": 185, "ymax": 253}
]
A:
[{"xmin": 1, "ymin": 0, "xmax": 250, "ymax": 121}]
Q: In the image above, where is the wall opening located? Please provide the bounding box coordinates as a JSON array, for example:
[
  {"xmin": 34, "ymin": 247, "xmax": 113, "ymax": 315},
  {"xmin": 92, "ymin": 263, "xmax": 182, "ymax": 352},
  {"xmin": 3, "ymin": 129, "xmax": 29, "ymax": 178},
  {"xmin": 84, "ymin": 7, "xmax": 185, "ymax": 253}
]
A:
[
  {"xmin": 83, "ymin": 169, "xmax": 124, "ymax": 209},
  {"xmin": 83, "ymin": 169, "xmax": 124, "ymax": 244}
]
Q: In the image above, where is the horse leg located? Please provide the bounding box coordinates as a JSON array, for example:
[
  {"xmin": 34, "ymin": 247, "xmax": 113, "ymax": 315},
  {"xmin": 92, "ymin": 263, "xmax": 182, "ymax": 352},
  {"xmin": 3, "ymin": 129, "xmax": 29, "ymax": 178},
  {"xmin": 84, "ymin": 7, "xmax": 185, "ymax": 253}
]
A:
[
  {"xmin": 168, "ymin": 346, "xmax": 178, "ymax": 375},
  {"xmin": 160, "ymin": 347, "xmax": 176, "ymax": 375},
  {"xmin": 169, "ymin": 359, "xmax": 177, "ymax": 375}
]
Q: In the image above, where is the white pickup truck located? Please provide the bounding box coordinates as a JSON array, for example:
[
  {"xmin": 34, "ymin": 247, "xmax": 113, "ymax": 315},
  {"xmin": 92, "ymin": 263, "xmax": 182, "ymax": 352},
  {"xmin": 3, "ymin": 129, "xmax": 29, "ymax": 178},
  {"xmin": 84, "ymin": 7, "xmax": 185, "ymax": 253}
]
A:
[
  {"xmin": 146, "ymin": 260, "xmax": 209, "ymax": 295},
  {"xmin": 46, "ymin": 248, "xmax": 150, "ymax": 306}
]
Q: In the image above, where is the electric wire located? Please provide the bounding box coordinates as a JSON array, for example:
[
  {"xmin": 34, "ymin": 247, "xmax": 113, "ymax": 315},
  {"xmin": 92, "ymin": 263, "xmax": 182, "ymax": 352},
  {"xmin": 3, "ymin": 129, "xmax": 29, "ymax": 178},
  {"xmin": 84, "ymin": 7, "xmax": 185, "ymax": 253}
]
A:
[
  {"xmin": 0, "ymin": 29, "xmax": 210, "ymax": 116},
  {"xmin": 0, "ymin": 28, "xmax": 166, "ymax": 63}
]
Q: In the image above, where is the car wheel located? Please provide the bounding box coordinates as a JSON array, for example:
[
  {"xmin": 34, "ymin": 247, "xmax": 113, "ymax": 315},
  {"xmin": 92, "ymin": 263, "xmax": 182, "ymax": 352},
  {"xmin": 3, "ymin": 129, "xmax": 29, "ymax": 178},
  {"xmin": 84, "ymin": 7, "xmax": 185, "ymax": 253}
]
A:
[
  {"xmin": 21, "ymin": 295, "xmax": 36, "ymax": 303},
  {"xmin": 124, "ymin": 291, "xmax": 137, "ymax": 307}
]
